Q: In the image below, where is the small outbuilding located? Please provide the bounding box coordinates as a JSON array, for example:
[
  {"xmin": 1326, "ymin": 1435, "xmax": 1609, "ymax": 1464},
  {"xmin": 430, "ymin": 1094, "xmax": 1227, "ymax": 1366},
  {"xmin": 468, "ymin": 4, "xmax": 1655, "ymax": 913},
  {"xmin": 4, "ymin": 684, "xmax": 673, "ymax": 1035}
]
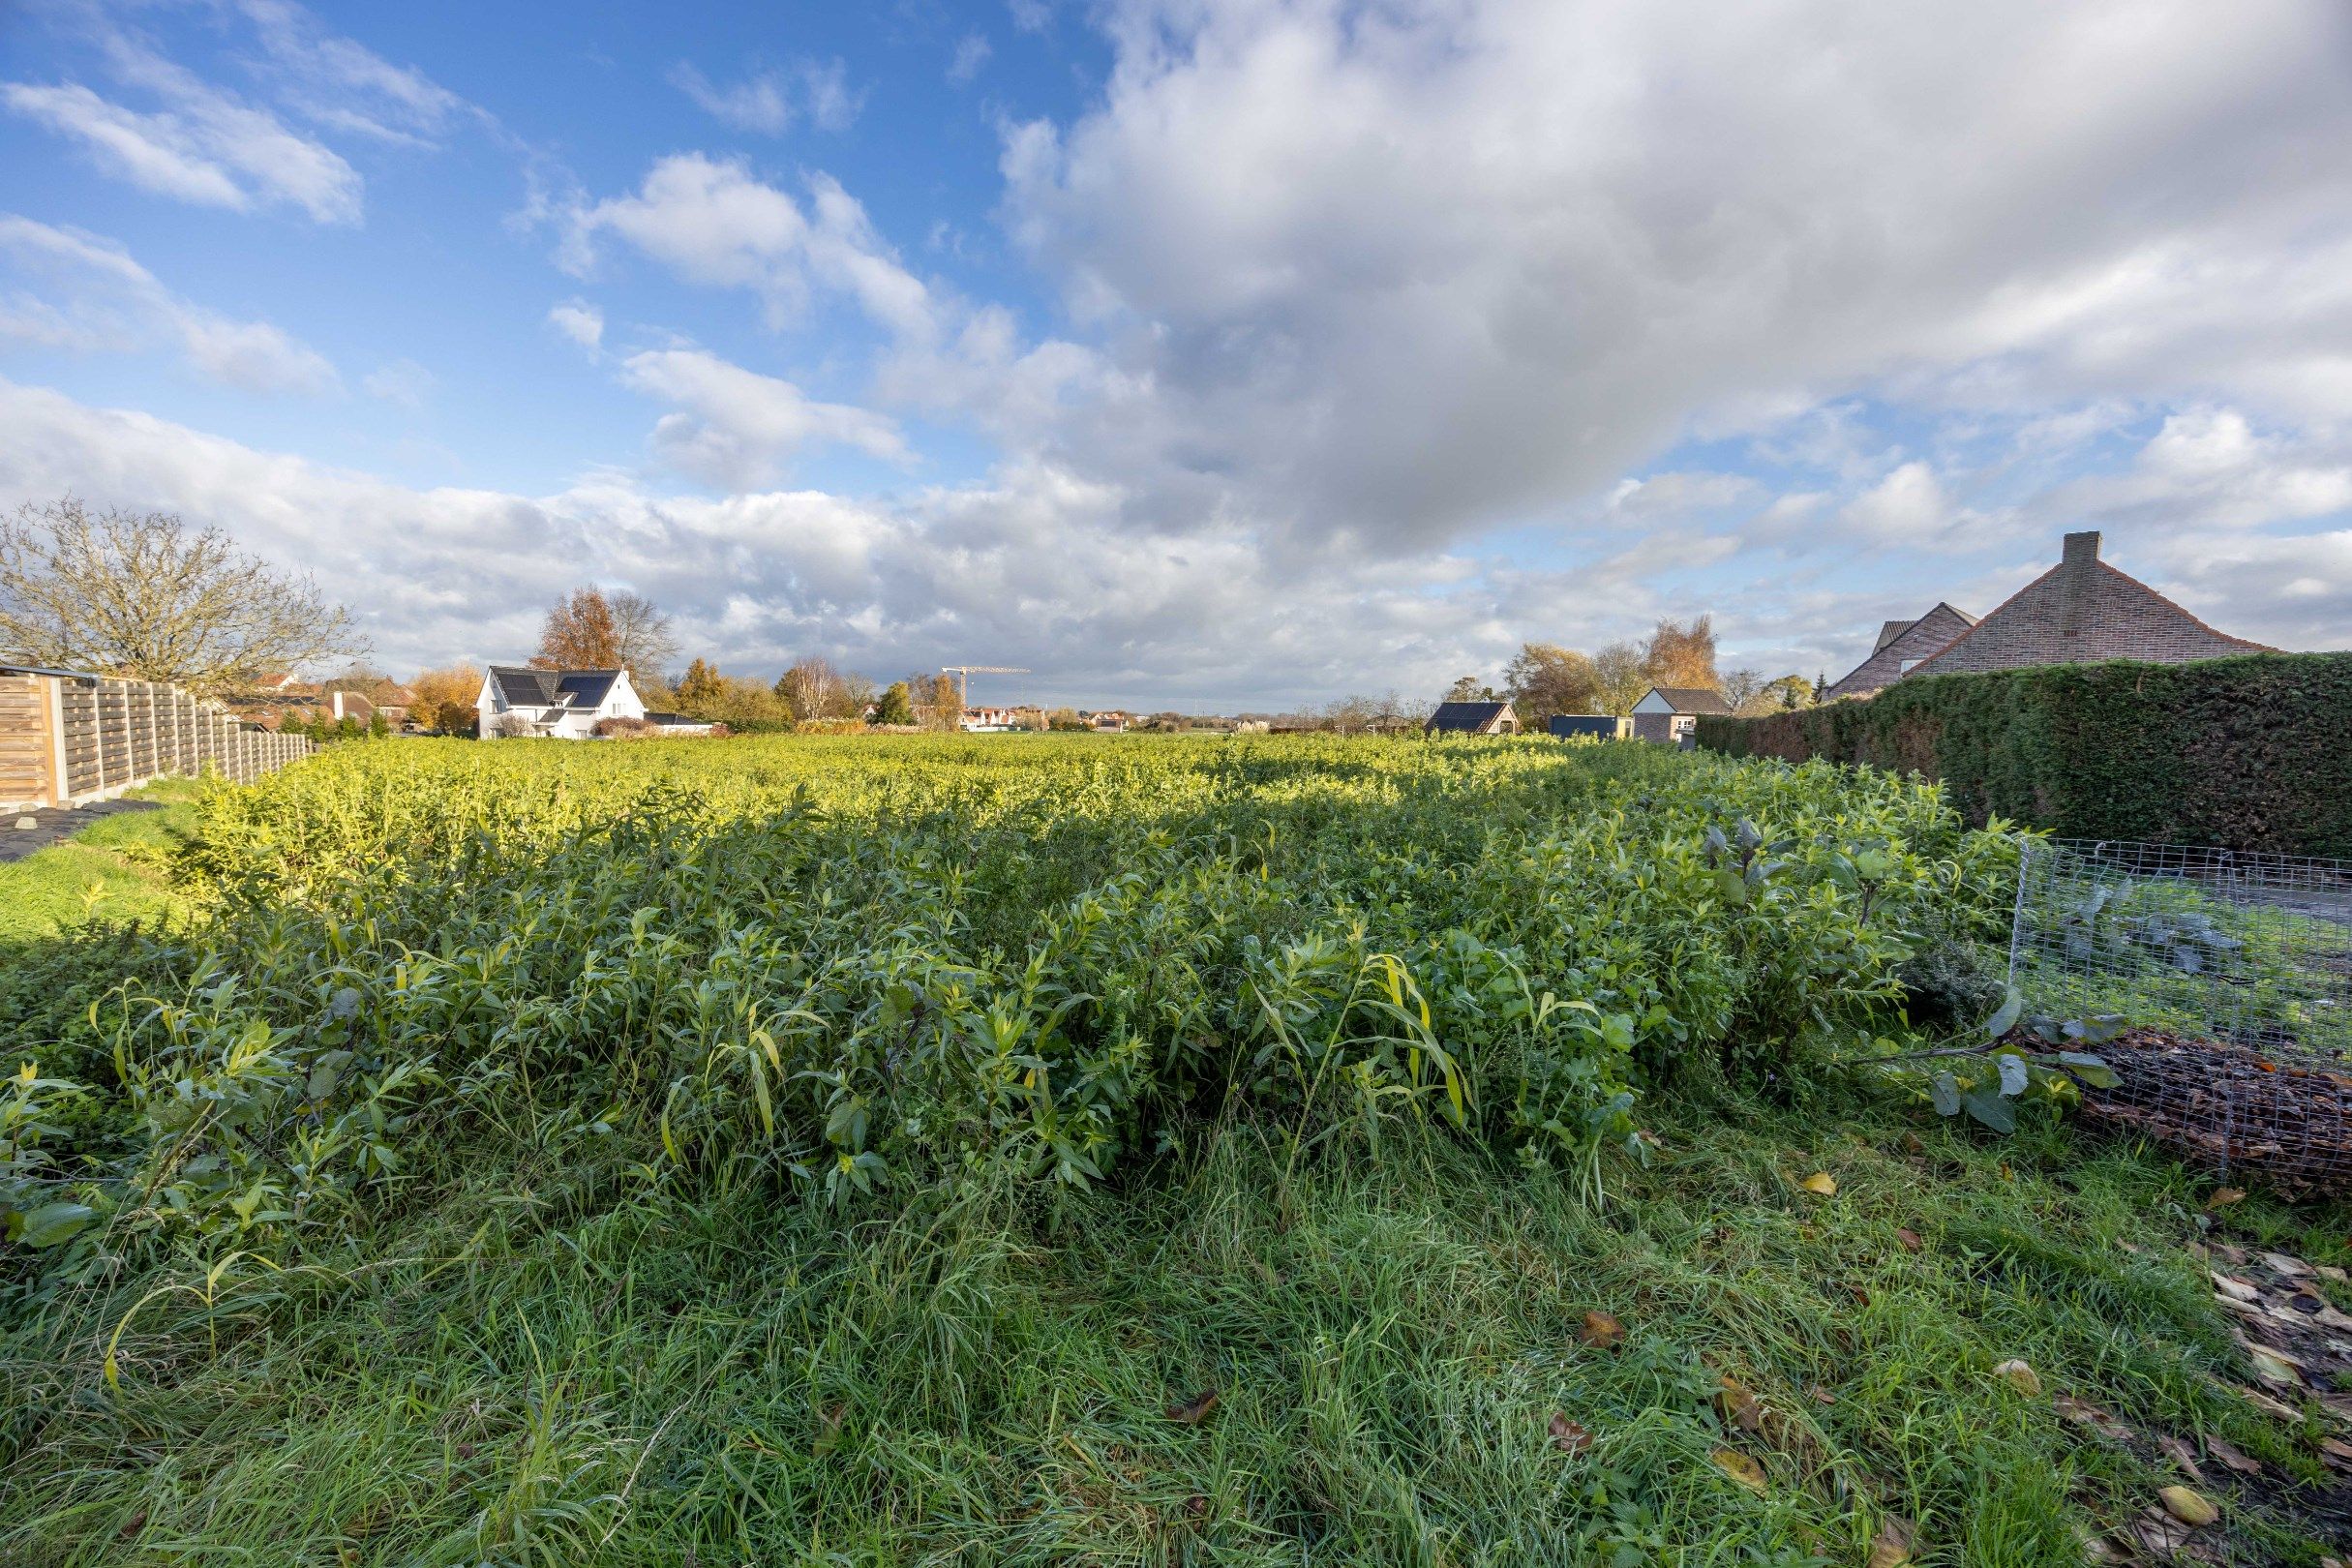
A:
[
  {"xmin": 1425, "ymin": 700, "xmax": 1520, "ymax": 736},
  {"xmin": 1629, "ymin": 686, "xmax": 1729, "ymax": 744},
  {"xmin": 1549, "ymin": 713, "xmax": 1631, "ymax": 740}
]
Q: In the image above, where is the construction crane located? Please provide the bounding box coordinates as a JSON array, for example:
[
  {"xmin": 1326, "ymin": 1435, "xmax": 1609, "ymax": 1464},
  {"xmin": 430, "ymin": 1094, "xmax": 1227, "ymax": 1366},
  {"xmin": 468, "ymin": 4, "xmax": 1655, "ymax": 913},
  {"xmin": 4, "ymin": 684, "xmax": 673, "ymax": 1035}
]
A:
[{"xmin": 940, "ymin": 665, "xmax": 1030, "ymax": 712}]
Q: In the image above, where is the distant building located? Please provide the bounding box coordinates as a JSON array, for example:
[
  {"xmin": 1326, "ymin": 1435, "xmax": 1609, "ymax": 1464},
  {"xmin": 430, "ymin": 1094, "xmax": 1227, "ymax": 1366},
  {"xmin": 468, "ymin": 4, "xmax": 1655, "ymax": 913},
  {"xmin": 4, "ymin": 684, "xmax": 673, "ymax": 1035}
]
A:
[
  {"xmin": 960, "ymin": 706, "xmax": 1024, "ymax": 732},
  {"xmin": 1824, "ymin": 532, "xmax": 2273, "ymax": 700},
  {"xmin": 1088, "ymin": 709, "xmax": 1131, "ymax": 733},
  {"xmin": 1425, "ymin": 700, "xmax": 1520, "ymax": 736},
  {"xmin": 1629, "ymin": 687, "xmax": 1728, "ymax": 744},
  {"xmin": 1549, "ymin": 714, "xmax": 1631, "ymax": 740},
  {"xmin": 476, "ymin": 666, "xmax": 647, "ymax": 739},
  {"xmin": 1822, "ymin": 603, "xmax": 1978, "ymax": 701}
]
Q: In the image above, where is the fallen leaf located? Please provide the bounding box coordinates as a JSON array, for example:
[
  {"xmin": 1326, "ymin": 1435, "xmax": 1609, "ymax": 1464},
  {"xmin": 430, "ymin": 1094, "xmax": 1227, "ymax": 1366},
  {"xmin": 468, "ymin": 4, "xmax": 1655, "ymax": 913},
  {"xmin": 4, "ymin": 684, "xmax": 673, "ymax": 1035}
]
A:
[
  {"xmin": 2210, "ymin": 1272, "xmax": 2261, "ymax": 1302},
  {"xmin": 812, "ymin": 1402, "xmax": 845, "ymax": 1457},
  {"xmin": 2158, "ymin": 1485, "xmax": 2217, "ymax": 1527},
  {"xmin": 1867, "ymin": 1516, "xmax": 1917, "ymax": 1568},
  {"xmin": 1808, "ymin": 1384, "xmax": 1836, "ymax": 1406},
  {"xmin": 117, "ymin": 1512, "xmax": 146, "ymax": 1541},
  {"xmin": 2319, "ymin": 1435, "xmax": 2352, "ymax": 1469},
  {"xmin": 2053, "ymin": 1395, "xmax": 2131, "ymax": 1440},
  {"xmin": 2156, "ymin": 1432, "xmax": 2205, "ymax": 1482},
  {"xmin": 1992, "ymin": 1359, "xmax": 2042, "ymax": 1396},
  {"xmin": 1899, "ymin": 1132, "xmax": 1927, "ymax": 1158},
  {"xmin": 2129, "ymin": 1505, "xmax": 2198, "ymax": 1557},
  {"xmin": 1579, "ymin": 1311, "xmax": 1626, "ymax": 1350},
  {"xmin": 1710, "ymin": 1447, "xmax": 1766, "ymax": 1493},
  {"xmin": 2315, "ymin": 1264, "xmax": 2348, "ymax": 1282},
  {"xmin": 1799, "ymin": 1171, "xmax": 1838, "ymax": 1196},
  {"xmin": 1895, "ymin": 1226, "xmax": 1923, "ymax": 1252},
  {"xmin": 1166, "ymin": 1390, "xmax": 1221, "ymax": 1425},
  {"xmin": 1548, "ymin": 1412, "xmax": 1592, "ymax": 1456},
  {"xmin": 2246, "ymin": 1347, "xmax": 2301, "ymax": 1386},
  {"xmin": 2260, "ymin": 1251, "xmax": 2309, "ymax": 1277},
  {"xmin": 2202, "ymin": 1435, "xmax": 2260, "ymax": 1475},
  {"xmin": 2206, "ymin": 1187, "xmax": 2246, "ymax": 1210},
  {"xmin": 1184, "ymin": 1493, "xmax": 1209, "ymax": 1520},
  {"xmin": 1998, "ymin": 1161, "xmax": 2014, "ymax": 1182},
  {"xmin": 1716, "ymin": 1374, "xmax": 1765, "ymax": 1433},
  {"xmin": 2233, "ymin": 1383, "xmax": 2304, "ymax": 1422}
]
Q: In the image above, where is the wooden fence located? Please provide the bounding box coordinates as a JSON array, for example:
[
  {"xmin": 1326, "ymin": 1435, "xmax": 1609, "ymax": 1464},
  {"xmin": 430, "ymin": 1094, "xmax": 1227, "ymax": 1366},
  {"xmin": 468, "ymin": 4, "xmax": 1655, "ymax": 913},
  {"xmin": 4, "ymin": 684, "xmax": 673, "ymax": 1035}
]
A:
[{"xmin": 0, "ymin": 669, "xmax": 314, "ymax": 812}]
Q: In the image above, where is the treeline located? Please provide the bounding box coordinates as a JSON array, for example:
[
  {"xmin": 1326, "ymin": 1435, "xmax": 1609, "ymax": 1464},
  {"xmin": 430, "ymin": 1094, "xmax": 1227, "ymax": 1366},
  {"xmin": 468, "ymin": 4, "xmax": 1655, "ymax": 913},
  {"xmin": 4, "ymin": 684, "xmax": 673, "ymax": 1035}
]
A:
[{"xmin": 1437, "ymin": 617, "xmax": 1820, "ymax": 726}]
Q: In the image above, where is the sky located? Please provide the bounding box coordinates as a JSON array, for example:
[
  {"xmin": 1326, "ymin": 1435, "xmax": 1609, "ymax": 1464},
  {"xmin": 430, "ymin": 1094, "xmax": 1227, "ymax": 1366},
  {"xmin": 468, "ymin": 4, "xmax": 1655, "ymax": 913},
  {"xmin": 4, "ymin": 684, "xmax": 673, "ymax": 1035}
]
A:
[{"xmin": 1, "ymin": 0, "xmax": 2348, "ymax": 710}]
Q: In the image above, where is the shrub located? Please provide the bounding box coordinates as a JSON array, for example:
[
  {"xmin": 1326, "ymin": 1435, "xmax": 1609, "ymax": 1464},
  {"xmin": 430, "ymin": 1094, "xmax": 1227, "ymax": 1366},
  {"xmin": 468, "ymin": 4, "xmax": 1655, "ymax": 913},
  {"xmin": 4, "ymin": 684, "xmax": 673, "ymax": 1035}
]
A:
[
  {"xmin": 1695, "ymin": 652, "xmax": 2352, "ymax": 856},
  {"xmin": 591, "ymin": 715, "xmax": 658, "ymax": 738}
]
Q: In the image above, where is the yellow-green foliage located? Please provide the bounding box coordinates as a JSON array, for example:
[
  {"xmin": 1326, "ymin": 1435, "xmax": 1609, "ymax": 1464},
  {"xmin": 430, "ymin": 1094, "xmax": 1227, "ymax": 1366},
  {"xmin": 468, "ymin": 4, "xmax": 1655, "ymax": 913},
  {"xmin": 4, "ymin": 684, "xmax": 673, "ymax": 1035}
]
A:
[{"xmin": 8, "ymin": 736, "xmax": 2013, "ymax": 1275}]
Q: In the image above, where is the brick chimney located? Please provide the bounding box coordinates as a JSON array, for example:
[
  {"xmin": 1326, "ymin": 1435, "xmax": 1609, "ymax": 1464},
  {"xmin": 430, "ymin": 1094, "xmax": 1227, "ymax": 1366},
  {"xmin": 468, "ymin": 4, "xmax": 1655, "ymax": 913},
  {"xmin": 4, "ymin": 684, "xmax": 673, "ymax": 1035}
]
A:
[{"xmin": 2058, "ymin": 530, "xmax": 2100, "ymax": 637}]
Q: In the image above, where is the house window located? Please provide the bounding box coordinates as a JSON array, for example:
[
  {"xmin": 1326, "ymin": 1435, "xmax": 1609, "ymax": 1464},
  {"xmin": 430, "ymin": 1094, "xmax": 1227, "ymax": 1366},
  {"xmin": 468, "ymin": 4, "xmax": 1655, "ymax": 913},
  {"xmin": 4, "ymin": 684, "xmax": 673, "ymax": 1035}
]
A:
[{"xmin": 1899, "ymin": 658, "xmax": 1922, "ymax": 673}]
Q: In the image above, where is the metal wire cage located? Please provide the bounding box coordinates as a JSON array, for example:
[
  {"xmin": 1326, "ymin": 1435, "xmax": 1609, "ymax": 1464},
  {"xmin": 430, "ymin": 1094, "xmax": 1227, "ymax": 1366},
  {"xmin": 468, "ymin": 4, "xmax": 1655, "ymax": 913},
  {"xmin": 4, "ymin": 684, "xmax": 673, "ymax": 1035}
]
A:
[{"xmin": 2008, "ymin": 838, "xmax": 2352, "ymax": 1194}]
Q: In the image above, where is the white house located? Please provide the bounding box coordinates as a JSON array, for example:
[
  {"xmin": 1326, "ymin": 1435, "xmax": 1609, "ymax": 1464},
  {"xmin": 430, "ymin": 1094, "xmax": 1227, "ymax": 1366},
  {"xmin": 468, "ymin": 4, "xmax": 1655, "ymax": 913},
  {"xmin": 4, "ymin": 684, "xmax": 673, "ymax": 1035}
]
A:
[
  {"xmin": 475, "ymin": 666, "xmax": 647, "ymax": 739},
  {"xmin": 1629, "ymin": 686, "xmax": 1730, "ymax": 744}
]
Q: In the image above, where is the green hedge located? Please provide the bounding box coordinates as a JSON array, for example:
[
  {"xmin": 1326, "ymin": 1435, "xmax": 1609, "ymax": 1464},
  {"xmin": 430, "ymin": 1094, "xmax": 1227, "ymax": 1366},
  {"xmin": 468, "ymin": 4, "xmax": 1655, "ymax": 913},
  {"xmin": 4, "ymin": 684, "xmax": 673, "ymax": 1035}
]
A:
[{"xmin": 1694, "ymin": 652, "xmax": 2352, "ymax": 856}]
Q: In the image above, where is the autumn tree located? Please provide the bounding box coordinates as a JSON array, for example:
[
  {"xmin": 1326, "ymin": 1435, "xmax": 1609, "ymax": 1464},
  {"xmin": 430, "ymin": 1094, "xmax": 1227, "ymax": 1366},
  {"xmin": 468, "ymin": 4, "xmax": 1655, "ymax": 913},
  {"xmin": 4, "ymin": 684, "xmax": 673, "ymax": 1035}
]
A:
[
  {"xmin": 1504, "ymin": 642, "xmax": 1601, "ymax": 723},
  {"xmin": 1763, "ymin": 674, "xmax": 1816, "ymax": 711},
  {"xmin": 674, "ymin": 657, "xmax": 725, "ymax": 714},
  {"xmin": 0, "ymin": 498, "xmax": 362, "ymax": 695},
  {"xmin": 1641, "ymin": 615, "xmax": 1719, "ymax": 690},
  {"xmin": 407, "ymin": 664, "xmax": 484, "ymax": 733},
  {"xmin": 1443, "ymin": 674, "xmax": 1498, "ymax": 703},
  {"xmin": 534, "ymin": 587, "xmax": 621, "ymax": 669}
]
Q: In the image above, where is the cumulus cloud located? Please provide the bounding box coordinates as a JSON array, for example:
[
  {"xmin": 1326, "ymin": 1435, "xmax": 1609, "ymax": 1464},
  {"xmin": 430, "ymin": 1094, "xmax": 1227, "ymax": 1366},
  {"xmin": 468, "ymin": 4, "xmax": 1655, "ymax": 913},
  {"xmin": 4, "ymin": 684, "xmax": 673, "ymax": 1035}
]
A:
[
  {"xmin": 363, "ymin": 358, "xmax": 435, "ymax": 408},
  {"xmin": 0, "ymin": 376, "xmax": 1573, "ymax": 703},
  {"xmin": 0, "ymin": 215, "xmax": 339, "ymax": 394},
  {"xmin": 618, "ymin": 347, "xmax": 910, "ymax": 488},
  {"xmin": 991, "ymin": 0, "xmax": 2352, "ymax": 554},
  {"xmin": 560, "ymin": 154, "xmax": 937, "ymax": 337}
]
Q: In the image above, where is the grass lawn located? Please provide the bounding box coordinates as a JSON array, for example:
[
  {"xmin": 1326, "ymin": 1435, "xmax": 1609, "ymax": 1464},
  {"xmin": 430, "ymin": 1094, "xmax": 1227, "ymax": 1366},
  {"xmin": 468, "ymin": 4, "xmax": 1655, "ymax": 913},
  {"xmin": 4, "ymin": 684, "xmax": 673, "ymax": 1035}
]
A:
[
  {"xmin": 6, "ymin": 1101, "xmax": 2349, "ymax": 1564},
  {"xmin": 0, "ymin": 777, "xmax": 205, "ymax": 942}
]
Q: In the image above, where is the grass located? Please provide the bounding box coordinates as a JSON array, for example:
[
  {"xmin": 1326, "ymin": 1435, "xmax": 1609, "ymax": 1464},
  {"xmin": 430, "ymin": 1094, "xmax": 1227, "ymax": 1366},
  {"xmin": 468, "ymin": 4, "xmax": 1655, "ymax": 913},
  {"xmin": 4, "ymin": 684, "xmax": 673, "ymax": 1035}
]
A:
[
  {"xmin": 0, "ymin": 776, "xmax": 205, "ymax": 942},
  {"xmin": 5, "ymin": 742, "xmax": 2350, "ymax": 1564},
  {"xmin": 4, "ymin": 1096, "xmax": 2348, "ymax": 1565}
]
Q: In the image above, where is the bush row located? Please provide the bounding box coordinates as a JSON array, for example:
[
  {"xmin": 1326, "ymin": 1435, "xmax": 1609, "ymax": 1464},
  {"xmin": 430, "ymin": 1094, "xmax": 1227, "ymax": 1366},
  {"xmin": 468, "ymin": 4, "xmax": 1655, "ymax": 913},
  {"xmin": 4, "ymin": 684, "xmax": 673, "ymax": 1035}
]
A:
[{"xmin": 1694, "ymin": 652, "xmax": 2352, "ymax": 856}]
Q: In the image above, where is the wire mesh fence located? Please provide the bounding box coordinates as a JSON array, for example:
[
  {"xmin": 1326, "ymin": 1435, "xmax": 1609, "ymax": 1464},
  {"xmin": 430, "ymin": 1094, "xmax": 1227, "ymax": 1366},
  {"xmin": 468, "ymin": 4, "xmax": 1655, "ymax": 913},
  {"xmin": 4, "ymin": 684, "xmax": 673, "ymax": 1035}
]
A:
[{"xmin": 2008, "ymin": 837, "xmax": 2352, "ymax": 1194}]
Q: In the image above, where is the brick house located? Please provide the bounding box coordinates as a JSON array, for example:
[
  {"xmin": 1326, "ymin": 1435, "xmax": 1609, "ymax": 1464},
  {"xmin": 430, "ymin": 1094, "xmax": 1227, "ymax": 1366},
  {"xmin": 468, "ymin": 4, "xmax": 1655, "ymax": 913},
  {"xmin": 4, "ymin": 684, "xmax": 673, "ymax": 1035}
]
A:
[
  {"xmin": 1822, "ymin": 603, "xmax": 1978, "ymax": 701},
  {"xmin": 1825, "ymin": 531, "xmax": 2272, "ymax": 698},
  {"xmin": 1629, "ymin": 686, "xmax": 1729, "ymax": 743}
]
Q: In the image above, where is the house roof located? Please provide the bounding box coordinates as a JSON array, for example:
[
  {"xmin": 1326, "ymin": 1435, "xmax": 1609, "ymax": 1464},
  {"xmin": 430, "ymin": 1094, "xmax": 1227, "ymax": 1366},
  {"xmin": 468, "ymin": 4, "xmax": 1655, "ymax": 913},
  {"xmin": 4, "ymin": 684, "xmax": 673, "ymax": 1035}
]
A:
[
  {"xmin": 1643, "ymin": 687, "xmax": 1731, "ymax": 714},
  {"xmin": 487, "ymin": 665, "xmax": 622, "ymax": 709},
  {"xmin": 1426, "ymin": 700, "xmax": 1514, "ymax": 732},
  {"xmin": 1824, "ymin": 603, "xmax": 1980, "ymax": 701},
  {"xmin": 1904, "ymin": 553, "xmax": 2269, "ymax": 679}
]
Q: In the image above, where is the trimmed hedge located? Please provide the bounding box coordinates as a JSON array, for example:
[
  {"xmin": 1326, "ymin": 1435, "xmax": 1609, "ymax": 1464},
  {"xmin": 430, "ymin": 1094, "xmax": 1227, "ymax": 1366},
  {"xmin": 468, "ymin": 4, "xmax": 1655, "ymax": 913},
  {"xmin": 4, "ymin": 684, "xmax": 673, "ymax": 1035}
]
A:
[{"xmin": 1694, "ymin": 652, "xmax": 2352, "ymax": 856}]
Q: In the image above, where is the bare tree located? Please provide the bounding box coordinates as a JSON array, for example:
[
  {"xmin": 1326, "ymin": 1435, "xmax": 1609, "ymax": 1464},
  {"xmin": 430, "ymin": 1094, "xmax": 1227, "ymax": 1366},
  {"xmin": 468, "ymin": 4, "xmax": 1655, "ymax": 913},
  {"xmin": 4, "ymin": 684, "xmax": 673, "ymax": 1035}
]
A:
[
  {"xmin": 0, "ymin": 498, "xmax": 363, "ymax": 694},
  {"xmin": 607, "ymin": 590, "xmax": 678, "ymax": 681},
  {"xmin": 1592, "ymin": 641, "xmax": 1649, "ymax": 716},
  {"xmin": 776, "ymin": 655, "xmax": 849, "ymax": 720},
  {"xmin": 1719, "ymin": 667, "xmax": 1767, "ymax": 713}
]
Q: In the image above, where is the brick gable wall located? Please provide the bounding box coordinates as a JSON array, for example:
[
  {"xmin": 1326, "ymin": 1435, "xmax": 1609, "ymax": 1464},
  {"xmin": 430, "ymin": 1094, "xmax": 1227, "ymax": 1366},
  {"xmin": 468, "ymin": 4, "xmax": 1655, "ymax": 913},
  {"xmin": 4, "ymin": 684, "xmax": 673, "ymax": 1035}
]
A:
[
  {"xmin": 1909, "ymin": 532, "xmax": 2271, "ymax": 678},
  {"xmin": 1824, "ymin": 603, "xmax": 1975, "ymax": 700}
]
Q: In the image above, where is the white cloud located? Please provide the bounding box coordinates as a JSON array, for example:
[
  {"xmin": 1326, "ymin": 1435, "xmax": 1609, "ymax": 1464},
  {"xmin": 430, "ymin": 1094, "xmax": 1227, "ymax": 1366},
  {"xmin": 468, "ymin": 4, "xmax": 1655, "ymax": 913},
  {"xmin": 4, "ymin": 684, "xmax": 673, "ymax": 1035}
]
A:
[
  {"xmin": 547, "ymin": 299, "xmax": 605, "ymax": 353},
  {"xmin": 668, "ymin": 59, "xmax": 862, "ymax": 136},
  {"xmin": 561, "ymin": 154, "xmax": 937, "ymax": 338},
  {"xmin": 0, "ymin": 215, "xmax": 338, "ymax": 394},
  {"xmin": 4, "ymin": 0, "xmax": 475, "ymax": 222},
  {"xmin": 618, "ymin": 347, "xmax": 910, "ymax": 488},
  {"xmin": 1009, "ymin": 0, "xmax": 1052, "ymax": 34},
  {"xmin": 987, "ymin": 0, "xmax": 2352, "ymax": 555},
  {"xmin": 950, "ymin": 34, "xmax": 993, "ymax": 85}
]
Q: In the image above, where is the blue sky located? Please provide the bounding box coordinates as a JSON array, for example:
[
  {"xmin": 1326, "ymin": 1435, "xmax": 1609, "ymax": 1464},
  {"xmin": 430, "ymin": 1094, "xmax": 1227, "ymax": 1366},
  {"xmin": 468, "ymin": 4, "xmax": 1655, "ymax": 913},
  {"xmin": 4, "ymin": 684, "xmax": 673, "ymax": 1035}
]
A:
[{"xmin": 2, "ymin": 0, "xmax": 2347, "ymax": 708}]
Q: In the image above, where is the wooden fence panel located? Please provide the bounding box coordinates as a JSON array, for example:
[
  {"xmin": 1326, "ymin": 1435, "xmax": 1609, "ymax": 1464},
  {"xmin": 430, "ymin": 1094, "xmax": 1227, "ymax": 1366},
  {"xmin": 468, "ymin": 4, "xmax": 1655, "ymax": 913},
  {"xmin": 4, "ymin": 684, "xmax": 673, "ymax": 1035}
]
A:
[
  {"xmin": 0, "ymin": 673, "xmax": 314, "ymax": 806},
  {"xmin": 0, "ymin": 677, "xmax": 46, "ymax": 809}
]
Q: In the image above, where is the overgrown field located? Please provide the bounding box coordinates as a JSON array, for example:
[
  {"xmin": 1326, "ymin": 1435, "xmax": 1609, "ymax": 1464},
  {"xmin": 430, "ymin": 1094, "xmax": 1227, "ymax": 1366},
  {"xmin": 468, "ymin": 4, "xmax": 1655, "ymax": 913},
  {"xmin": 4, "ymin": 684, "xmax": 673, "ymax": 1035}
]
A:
[{"xmin": 3, "ymin": 736, "xmax": 2347, "ymax": 1565}]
